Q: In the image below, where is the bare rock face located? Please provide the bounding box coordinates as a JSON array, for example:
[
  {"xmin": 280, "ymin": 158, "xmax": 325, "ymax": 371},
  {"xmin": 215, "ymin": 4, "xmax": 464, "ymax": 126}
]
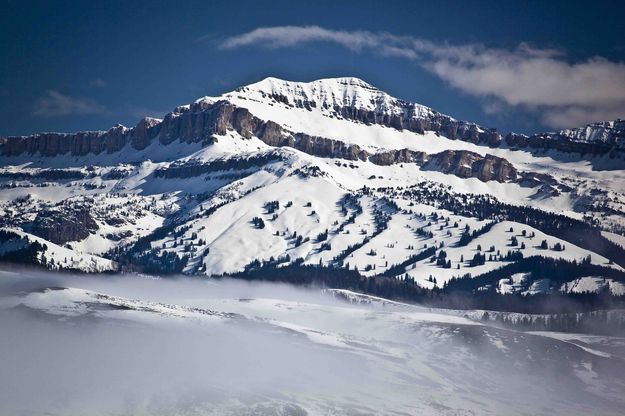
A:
[
  {"xmin": 104, "ymin": 124, "xmax": 128, "ymax": 153},
  {"xmin": 157, "ymin": 100, "xmax": 267, "ymax": 145},
  {"xmin": 0, "ymin": 95, "xmax": 523, "ymax": 184},
  {"xmin": 154, "ymin": 100, "xmax": 371, "ymax": 161},
  {"xmin": 423, "ymin": 150, "xmax": 517, "ymax": 182},
  {"xmin": 1, "ymin": 125, "xmax": 130, "ymax": 157},
  {"xmin": 369, "ymin": 149, "xmax": 426, "ymax": 165},
  {"xmin": 292, "ymin": 133, "xmax": 367, "ymax": 161},
  {"xmin": 1, "ymin": 85, "xmax": 619, "ymax": 163},
  {"xmin": 138, "ymin": 100, "xmax": 521, "ymax": 184},
  {"xmin": 506, "ymin": 120, "xmax": 625, "ymax": 156},
  {"xmin": 256, "ymin": 120, "xmax": 284, "ymax": 146},
  {"xmin": 131, "ymin": 118, "xmax": 161, "ymax": 150},
  {"xmin": 319, "ymin": 101, "xmax": 503, "ymax": 147},
  {"xmin": 505, "ymin": 132, "xmax": 529, "ymax": 148},
  {"xmin": 478, "ymin": 154, "xmax": 518, "ymax": 182},
  {"xmin": 560, "ymin": 119, "xmax": 625, "ymax": 146},
  {"xmin": 260, "ymin": 85, "xmax": 505, "ymax": 147},
  {"xmin": 154, "ymin": 152, "xmax": 285, "ymax": 179},
  {"xmin": 31, "ymin": 206, "xmax": 98, "ymax": 245}
]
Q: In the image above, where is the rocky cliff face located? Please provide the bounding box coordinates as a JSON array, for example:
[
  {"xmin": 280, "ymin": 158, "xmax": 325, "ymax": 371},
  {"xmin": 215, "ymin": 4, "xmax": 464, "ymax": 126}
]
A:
[
  {"xmin": 3, "ymin": 78, "xmax": 622, "ymax": 163},
  {"xmin": 261, "ymin": 92, "xmax": 502, "ymax": 147},
  {"xmin": 31, "ymin": 206, "xmax": 98, "ymax": 245},
  {"xmin": 0, "ymin": 98, "xmax": 525, "ymax": 184},
  {"xmin": 334, "ymin": 102, "xmax": 503, "ymax": 147},
  {"xmin": 231, "ymin": 77, "xmax": 502, "ymax": 145},
  {"xmin": 368, "ymin": 149, "xmax": 517, "ymax": 182},
  {"xmin": 130, "ymin": 117, "xmax": 161, "ymax": 150},
  {"xmin": 560, "ymin": 120, "xmax": 625, "ymax": 145},
  {"xmin": 235, "ymin": 77, "xmax": 623, "ymax": 156},
  {"xmin": 422, "ymin": 150, "xmax": 518, "ymax": 182},
  {"xmin": 505, "ymin": 120, "xmax": 625, "ymax": 156},
  {"xmin": 153, "ymin": 100, "xmax": 519, "ymax": 182},
  {"xmin": 368, "ymin": 149, "xmax": 427, "ymax": 166},
  {"xmin": 154, "ymin": 152, "xmax": 286, "ymax": 179},
  {"xmin": 1, "ymin": 124, "xmax": 130, "ymax": 157}
]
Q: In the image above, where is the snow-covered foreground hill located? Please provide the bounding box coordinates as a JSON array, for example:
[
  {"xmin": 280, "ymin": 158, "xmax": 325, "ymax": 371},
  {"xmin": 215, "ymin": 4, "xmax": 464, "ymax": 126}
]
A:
[
  {"xmin": 1, "ymin": 77, "xmax": 625, "ymax": 308},
  {"xmin": 1, "ymin": 269, "xmax": 625, "ymax": 415}
]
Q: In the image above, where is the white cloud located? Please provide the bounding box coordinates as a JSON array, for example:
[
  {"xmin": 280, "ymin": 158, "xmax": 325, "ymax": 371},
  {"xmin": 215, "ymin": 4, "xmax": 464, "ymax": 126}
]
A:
[
  {"xmin": 32, "ymin": 90, "xmax": 107, "ymax": 117},
  {"xmin": 219, "ymin": 26, "xmax": 625, "ymax": 129},
  {"xmin": 221, "ymin": 26, "xmax": 384, "ymax": 51}
]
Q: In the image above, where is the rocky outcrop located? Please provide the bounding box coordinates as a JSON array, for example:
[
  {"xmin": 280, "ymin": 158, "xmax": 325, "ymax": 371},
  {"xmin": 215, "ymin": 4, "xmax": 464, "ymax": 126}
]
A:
[
  {"xmin": 31, "ymin": 206, "xmax": 98, "ymax": 244},
  {"xmin": 0, "ymin": 168, "xmax": 86, "ymax": 181},
  {"xmin": 422, "ymin": 150, "xmax": 518, "ymax": 182},
  {"xmin": 367, "ymin": 148, "xmax": 519, "ymax": 182},
  {"xmin": 0, "ymin": 124, "xmax": 129, "ymax": 157},
  {"xmin": 130, "ymin": 117, "xmax": 161, "ymax": 150},
  {"xmin": 292, "ymin": 133, "xmax": 367, "ymax": 161},
  {"xmin": 560, "ymin": 119, "xmax": 625, "ymax": 146},
  {"xmin": 1, "ymin": 96, "xmax": 523, "ymax": 183},
  {"xmin": 506, "ymin": 120, "xmax": 625, "ymax": 156},
  {"xmin": 155, "ymin": 100, "xmax": 283, "ymax": 145},
  {"xmin": 2, "ymin": 83, "xmax": 621, "ymax": 164},
  {"xmin": 154, "ymin": 152, "xmax": 285, "ymax": 179},
  {"xmin": 265, "ymin": 93, "xmax": 503, "ymax": 147},
  {"xmin": 153, "ymin": 100, "xmax": 371, "ymax": 161},
  {"xmin": 368, "ymin": 149, "xmax": 426, "ymax": 165},
  {"xmin": 150, "ymin": 101, "xmax": 518, "ymax": 183},
  {"xmin": 0, "ymin": 90, "xmax": 504, "ymax": 158},
  {"xmin": 518, "ymin": 171, "xmax": 557, "ymax": 188}
]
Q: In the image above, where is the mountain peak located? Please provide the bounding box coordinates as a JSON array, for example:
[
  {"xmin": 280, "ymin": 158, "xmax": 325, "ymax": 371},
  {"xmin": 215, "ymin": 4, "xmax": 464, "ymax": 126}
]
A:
[
  {"xmin": 244, "ymin": 76, "xmax": 378, "ymax": 91},
  {"xmin": 234, "ymin": 76, "xmax": 383, "ymax": 101},
  {"xmin": 222, "ymin": 76, "xmax": 436, "ymax": 120}
]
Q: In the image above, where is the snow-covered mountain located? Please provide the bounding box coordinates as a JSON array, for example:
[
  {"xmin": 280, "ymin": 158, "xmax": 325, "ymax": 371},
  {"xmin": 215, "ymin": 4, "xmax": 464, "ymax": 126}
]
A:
[{"xmin": 1, "ymin": 77, "xmax": 624, "ymax": 303}]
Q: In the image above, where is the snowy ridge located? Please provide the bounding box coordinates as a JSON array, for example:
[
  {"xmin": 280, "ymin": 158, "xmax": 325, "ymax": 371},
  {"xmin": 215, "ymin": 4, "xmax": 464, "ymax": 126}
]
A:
[
  {"xmin": 224, "ymin": 76, "xmax": 437, "ymax": 119},
  {"xmin": 558, "ymin": 119, "xmax": 625, "ymax": 146}
]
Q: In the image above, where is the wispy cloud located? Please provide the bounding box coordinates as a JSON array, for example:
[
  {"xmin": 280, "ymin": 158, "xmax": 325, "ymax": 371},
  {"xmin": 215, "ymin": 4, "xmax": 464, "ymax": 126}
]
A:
[
  {"xmin": 219, "ymin": 26, "xmax": 625, "ymax": 129},
  {"xmin": 219, "ymin": 26, "xmax": 422, "ymax": 58},
  {"xmin": 32, "ymin": 90, "xmax": 107, "ymax": 117}
]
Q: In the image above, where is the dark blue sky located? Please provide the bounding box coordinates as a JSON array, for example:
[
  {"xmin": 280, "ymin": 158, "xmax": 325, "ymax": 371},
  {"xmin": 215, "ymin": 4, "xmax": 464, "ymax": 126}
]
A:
[{"xmin": 1, "ymin": 0, "xmax": 624, "ymax": 136}]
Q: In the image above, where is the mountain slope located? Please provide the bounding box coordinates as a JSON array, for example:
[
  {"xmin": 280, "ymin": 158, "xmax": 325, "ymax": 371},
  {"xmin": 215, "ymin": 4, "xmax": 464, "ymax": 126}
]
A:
[{"xmin": 1, "ymin": 77, "xmax": 625, "ymax": 303}]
